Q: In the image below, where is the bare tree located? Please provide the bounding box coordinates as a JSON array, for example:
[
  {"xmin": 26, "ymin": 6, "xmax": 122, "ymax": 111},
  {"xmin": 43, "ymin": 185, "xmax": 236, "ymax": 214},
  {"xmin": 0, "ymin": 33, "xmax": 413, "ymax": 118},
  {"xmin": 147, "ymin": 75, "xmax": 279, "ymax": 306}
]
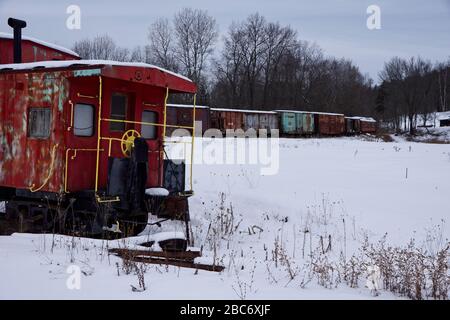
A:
[
  {"xmin": 173, "ymin": 8, "xmax": 218, "ymax": 85},
  {"xmin": 214, "ymin": 22, "xmax": 247, "ymax": 108},
  {"xmin": 72, "ymin": 34, "xmax": 130, "ymax": 62},
  {"xmin": 211, "ymin": 13, "xmax": 374, "ymax": 114},
  {"xmin": 436, "ymin": 60, "xmax": 450, "ymax": 112},
  {"xmin": 380, "ymin": 56, "xmax": 434, "ymax": 134},
  {"xmin": 240, "ymin": 13, "xmax": 267, "ymax": 108},
  {"xmin": 147, "ymin": 18, "xmax": 179, "ymax": 71},
  {"xmin": 261, "ymin": 22, "xmax": 296, "ymax": 107}
]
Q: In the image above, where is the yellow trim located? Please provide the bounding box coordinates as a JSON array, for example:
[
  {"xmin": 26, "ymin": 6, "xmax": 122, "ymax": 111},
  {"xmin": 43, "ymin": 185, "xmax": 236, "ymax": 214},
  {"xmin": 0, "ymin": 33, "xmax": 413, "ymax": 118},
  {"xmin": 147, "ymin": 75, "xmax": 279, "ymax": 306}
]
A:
[
  {"xmin": 95, "ymin": 195, "xmax": 120, "ymax": 203},
  {"xmin": 190, "ymin": 94, "xmax": 196, "ymax": 193},
  {"xmin": 162, "ymin": 87, "xmax": 169, "ymax": 140},
  {"xmin": 94, "ymin": 76, "xmax": 102, "ymax": 193},
  {"xmin": 68, "ymin": 100, "xmax": 74, "ymax": 131},
  {"xmin": 30, "ymin": 144, "xmax": 59, "ymax": 193},
  {"xmin": 102, "ymin": 118, "xmax": 193, "ymax": 130},
  {"xmin": 77, "ymin": 93, "xmax": 98, "ymax": 99},
  {"xmin": 143, "ymin": 102, "xmax": 159, "ymax": 107},
  {"xmin": 161, "ymin": 86, "xmax": 169, "ymax": 178}
]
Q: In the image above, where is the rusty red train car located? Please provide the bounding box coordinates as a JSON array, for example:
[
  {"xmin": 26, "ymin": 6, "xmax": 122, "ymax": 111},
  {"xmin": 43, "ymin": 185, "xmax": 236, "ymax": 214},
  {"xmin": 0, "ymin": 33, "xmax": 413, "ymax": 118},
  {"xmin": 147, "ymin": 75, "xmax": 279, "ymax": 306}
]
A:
[
  {"xmin": 210, "ymin": 108, "xmax": 244, "ymax": 133},
  {"xmin": 165, "ymin": 104, "xmax": 210, "ymax": 136},
  {"xmin": 360, "ymin": 117, "xmax": 377, "ymax": 134},
  {"xmin": 313, "ymin": 112, "xmax": 345, "ymax": 135},
  {"xmin": 0, "ymin": 57, "xmax": 196, "ymax": 235},
  {"xmin": 209, "ymin": 108, "xmax": 278, "ymax": 135}
]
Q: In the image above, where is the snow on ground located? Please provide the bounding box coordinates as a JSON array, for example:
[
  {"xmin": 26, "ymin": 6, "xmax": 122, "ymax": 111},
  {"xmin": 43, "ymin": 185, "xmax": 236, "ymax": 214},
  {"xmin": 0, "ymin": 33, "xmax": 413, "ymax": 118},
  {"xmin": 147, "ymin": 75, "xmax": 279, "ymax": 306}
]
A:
[
  {"xmin": 391, "ymin": 127, "xmax": 450, "ymax": 144},
  {"xmin": 0, "ymin": 136, "xmax": 449, "ymax": 299}
]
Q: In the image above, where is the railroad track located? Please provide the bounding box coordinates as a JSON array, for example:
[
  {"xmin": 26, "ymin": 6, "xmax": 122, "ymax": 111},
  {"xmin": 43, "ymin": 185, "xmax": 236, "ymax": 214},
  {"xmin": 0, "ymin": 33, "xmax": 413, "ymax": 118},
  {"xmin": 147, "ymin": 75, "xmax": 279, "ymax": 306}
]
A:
[{"xmin": 109, "ymin": 248, "xmax": 225, "ymax": 272}]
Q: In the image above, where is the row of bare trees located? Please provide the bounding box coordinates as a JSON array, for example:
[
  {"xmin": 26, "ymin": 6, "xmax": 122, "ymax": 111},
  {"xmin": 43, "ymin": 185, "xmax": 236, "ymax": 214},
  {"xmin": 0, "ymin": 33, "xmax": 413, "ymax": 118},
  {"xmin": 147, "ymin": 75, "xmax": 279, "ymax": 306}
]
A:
[
  {"xmin": 377, "ymin": 57, "xmax": 450, "ymax": 133},
  {"xmin": 72, "ymin": 8, "xmax": 450, "ymax": 132}
]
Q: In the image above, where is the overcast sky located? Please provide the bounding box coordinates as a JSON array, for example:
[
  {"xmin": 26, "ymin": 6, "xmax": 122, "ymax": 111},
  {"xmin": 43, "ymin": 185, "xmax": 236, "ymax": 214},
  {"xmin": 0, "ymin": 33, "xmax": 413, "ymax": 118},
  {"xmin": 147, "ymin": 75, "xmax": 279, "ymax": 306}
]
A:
[{"xmin": 1, "ymin": 0, "xmax": 449, "ymax": 81}]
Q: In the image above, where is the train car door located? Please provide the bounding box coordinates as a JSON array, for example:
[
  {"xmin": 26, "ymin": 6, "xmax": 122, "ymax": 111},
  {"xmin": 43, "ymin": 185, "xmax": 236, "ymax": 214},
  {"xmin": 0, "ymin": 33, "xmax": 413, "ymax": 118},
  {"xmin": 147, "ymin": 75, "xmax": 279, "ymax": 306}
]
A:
[{"xmin": 65, "ymin": 79, "xmax": 99, "ymax": 192}]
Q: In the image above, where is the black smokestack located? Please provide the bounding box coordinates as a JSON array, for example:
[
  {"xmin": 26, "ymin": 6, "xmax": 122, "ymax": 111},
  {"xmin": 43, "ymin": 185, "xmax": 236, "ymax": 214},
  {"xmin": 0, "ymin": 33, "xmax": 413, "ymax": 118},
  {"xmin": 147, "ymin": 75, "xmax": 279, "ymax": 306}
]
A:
[{"xmin": 7, "ymin": 18, "xmax": 27, "ymax": 63}]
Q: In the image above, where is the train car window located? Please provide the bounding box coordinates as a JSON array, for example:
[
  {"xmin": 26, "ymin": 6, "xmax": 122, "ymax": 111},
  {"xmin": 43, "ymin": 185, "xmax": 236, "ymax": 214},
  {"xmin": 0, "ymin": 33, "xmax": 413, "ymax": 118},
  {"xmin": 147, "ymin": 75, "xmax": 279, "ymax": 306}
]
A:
[
  {"xmin": 110, "ymin": 93, "xmax": 127, "ymax": 131},
  {"xmin": 28, "ymin": 108, "xmax": 51, "ymax": 138},
  {"xmin": 141, "ymin": 110, "xmax": 157, "ymax": 139},
  {"xmin": 74, "ymin": 103, "xmax": 94, "ymax": 136}
]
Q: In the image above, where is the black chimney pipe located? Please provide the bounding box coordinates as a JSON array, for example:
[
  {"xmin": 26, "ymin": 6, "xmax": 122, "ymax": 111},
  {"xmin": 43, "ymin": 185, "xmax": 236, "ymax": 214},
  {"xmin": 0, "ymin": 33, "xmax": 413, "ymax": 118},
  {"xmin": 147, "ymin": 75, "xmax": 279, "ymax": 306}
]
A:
[{"xmin": 7, "ymin": 18, "xmax": 27, "ymax": 63}]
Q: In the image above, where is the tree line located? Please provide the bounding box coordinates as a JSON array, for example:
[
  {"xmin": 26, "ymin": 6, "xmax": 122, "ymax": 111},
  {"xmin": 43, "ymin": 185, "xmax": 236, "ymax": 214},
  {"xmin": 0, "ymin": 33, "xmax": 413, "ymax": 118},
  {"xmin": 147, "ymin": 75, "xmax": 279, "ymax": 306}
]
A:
[{"xmin": 72, "ymin": 8, "xmax": 450, "ymax": 133}]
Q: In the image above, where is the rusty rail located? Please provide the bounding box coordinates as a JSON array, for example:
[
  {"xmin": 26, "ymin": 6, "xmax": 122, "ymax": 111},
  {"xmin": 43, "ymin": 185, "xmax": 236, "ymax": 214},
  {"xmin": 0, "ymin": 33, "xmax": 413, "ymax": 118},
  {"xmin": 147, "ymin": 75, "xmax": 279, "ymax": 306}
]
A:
[{"xmin": 109, "ymin": 248, "xmax": 224, "ymax": 272}]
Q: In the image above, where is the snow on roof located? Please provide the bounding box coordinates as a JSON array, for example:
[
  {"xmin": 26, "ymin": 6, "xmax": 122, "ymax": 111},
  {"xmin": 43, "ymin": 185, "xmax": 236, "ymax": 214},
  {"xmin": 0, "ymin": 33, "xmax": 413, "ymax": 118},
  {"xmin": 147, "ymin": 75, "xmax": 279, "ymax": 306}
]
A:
[
  {"xmin": 358, "ymin": 117, "xmax": 376, "ymax": 122},
  {"xmin": 276, "ymin": 109, "xmax": 344, "ymax": 116},
  {"xmin": 0, "ymin": 59, "xmax": 193, "ymax": 82},
  {"xmin": 0, "ymin": 32, "xmax": 79, "ymax": 57},
  {"xmin": 210, "ymin": 107, "xmax": 277, "ymax": 114},
  {"xmin": 345, "ymin": 116, "xmax": 376, "ymax": 122},
  {"xmin": 167, "ymin": 103, "xmax": 209, "ymax": 109}
]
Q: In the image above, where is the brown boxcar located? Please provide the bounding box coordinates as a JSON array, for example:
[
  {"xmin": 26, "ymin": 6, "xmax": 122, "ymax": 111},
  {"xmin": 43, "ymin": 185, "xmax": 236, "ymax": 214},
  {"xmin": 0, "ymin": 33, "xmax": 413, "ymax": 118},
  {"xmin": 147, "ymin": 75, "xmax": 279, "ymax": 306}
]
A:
[
  {"xmin": 210, "ymin": 108, "xmax": 278, "ymax": 135},
  {"xmin": 210, "ymin": 108, "xmax": 244, "ymax": 133},
  {"xmin": 360, "ymin": 117, "xmax": 377, "ymax": 134},
  {"xmin": 313, "ymin": 112, "xmax": 345, "ymax": 135},
  {"xmin": 165, "ymin": 104, "xmax": 210, "ymax": 136}
]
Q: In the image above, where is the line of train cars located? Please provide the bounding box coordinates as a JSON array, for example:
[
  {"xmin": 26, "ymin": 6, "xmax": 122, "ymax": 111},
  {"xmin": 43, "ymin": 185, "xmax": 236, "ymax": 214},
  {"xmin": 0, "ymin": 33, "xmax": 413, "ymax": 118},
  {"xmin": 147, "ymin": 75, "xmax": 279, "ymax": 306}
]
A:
[{"xmin": 166, "ymin": 104, "xmax": 377, "ymax": 137}]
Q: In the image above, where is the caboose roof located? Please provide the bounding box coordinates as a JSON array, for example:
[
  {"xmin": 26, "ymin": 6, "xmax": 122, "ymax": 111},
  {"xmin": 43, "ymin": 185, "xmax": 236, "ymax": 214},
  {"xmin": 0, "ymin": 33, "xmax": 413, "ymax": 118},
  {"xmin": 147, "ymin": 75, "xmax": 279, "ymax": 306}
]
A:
[{"xmin": 0, "ymin": 59, "xmax": 196, "ymax": 93}]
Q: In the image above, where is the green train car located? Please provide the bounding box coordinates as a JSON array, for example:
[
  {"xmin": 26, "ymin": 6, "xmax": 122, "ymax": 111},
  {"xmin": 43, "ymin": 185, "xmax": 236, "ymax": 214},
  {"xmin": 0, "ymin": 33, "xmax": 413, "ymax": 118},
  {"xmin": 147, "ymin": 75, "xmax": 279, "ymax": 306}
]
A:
[{"xmin": 276, "ymin": 110, "xmax": 315, "ymax": 136}]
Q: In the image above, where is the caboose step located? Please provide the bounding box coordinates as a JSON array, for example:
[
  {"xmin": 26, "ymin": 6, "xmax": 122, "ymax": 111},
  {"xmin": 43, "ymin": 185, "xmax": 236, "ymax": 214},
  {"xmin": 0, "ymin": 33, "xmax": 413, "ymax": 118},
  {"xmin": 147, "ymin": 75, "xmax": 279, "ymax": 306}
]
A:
[{"xmin": 96, "ymin": 195, "xmax": 120, "ymax": 203}]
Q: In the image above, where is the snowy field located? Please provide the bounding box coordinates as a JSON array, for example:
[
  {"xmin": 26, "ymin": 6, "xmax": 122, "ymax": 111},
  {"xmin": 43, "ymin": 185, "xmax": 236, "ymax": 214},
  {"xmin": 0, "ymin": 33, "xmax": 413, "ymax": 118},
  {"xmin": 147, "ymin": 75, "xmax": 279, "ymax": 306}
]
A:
[{"xmin": 0, "ymin": 136, "xmax": 449, "ymax": 299}]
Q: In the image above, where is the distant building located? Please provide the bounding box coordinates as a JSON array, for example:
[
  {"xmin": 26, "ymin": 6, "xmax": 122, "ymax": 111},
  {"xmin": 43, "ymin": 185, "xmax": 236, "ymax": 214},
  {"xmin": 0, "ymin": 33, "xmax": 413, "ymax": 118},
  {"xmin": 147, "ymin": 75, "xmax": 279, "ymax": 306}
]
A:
[{"xmin": 437, "ymin": 112, "xmax": 450, "ymax": 127}]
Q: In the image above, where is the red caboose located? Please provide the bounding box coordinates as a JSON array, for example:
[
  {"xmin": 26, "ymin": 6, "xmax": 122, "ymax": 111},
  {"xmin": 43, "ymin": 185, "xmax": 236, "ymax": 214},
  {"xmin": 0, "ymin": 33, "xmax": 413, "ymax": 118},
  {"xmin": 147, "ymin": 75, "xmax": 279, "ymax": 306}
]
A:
[{"xmin": 0, "ymin": 26, "xmax": 197, "ymax": 237}]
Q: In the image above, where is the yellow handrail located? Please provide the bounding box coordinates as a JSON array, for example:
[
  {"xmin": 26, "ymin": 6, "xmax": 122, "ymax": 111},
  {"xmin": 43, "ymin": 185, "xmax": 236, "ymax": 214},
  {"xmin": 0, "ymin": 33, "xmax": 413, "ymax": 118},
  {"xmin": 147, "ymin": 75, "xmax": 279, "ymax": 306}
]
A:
[
  {"xmin": 162, "ymin": 87, "xmax": 169, "ymax": 140},
  {"xmin": 190, "ymin": 94, "xmax": 196, "ymax": 192},
  {"xmin": 29, "ymin": 144, "xmax": 59, "ymax": 193},
  {"xmin": 94, "ymin": 76, "xmax": 102, "ymax": 193},
  {"xmin": 77, "ymin": 93, "xmax": 98, "ymax": 99},
  {"xmin": 102, "ymin": 118, "xmax": 194, "ymax": 130},
  {"xmin": 68, "ymin": 100, "xmax": 74, "ymax": 131}
]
